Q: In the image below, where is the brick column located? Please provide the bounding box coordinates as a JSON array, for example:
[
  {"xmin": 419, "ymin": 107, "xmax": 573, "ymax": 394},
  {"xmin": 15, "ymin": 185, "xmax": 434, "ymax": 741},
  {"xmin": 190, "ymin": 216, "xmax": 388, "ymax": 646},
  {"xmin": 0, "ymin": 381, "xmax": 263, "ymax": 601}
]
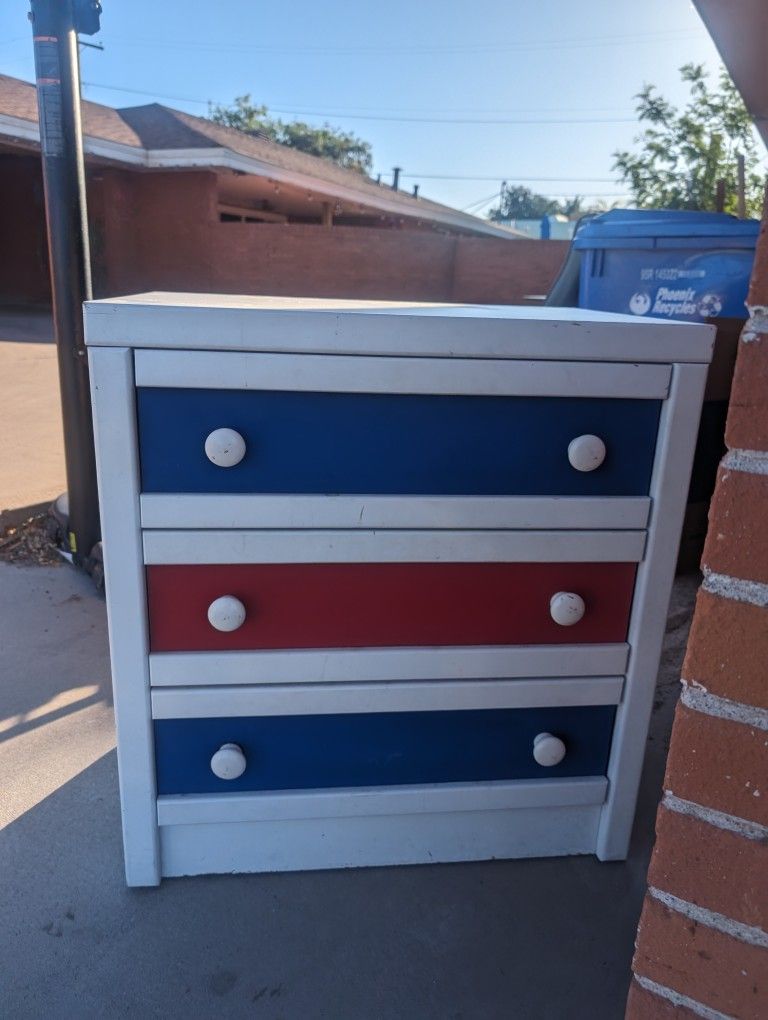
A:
[{"xmin": 627, "ymin": 207, "xmax": 768, "ymax": 1019}]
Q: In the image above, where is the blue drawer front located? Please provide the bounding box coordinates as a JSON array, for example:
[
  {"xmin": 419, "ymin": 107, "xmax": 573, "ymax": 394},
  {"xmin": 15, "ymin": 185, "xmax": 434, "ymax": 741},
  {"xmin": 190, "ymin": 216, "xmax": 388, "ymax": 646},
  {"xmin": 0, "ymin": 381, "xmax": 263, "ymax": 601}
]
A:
[
  {"xmin": 154, "ymin": 706, "xmax": 615, "ymax": 795},
  {"xmin": 137, "ymin": 389, "xmax": 660, "ymax": 496}
]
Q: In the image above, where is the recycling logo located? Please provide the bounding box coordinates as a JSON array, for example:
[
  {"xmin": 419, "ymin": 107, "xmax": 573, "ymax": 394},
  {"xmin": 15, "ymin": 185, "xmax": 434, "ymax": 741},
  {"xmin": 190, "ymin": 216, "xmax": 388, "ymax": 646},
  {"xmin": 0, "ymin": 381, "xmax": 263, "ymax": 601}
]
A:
[
  {"xmin": 697, "ymin": 293, "xmax": 723, "ymax": 317},
  {"xmin": 629, "ymin": 292, "xmax": 652, "ymax": 316}
]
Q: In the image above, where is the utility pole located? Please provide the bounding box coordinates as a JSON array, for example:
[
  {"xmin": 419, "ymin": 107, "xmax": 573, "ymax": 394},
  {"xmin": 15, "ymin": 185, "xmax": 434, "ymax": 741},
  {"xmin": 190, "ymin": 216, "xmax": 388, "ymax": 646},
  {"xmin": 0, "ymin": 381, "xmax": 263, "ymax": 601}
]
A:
[
  {"xmin": 715, "ymin": 178, "xmax": 726, "ymax": 213},
  {"xmin": 28, "ymin": 0, "xmax": 101, "ymax": 567},
  {"xmin": 737, "ymin": 154, "xmax": 746, "ymax": 219}
]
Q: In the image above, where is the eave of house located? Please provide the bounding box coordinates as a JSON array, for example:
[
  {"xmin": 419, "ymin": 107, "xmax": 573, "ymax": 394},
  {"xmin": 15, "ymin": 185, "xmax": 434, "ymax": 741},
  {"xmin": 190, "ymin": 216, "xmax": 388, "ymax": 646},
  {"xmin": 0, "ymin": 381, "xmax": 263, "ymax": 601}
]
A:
[
  {"xmin": 0, "ymin": 111, "xmax": 520, "ymax": 240},
  {"xmin": 693, "ymin": 0, "xmax": 768, "ymax": 148}
]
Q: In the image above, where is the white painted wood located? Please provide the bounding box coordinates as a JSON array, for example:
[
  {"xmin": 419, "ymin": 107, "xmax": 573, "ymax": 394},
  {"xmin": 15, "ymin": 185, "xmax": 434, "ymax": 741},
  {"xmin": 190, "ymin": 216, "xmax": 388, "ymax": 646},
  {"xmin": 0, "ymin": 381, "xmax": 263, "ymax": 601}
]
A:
[
  {"xmin": 150, "ymin": 676, "xmax": 624, "ymax": 719},
  {"xmin": 532, "ymin": 733, "xmax": 567, "ymax": 767},
  {"xmin": 84, "ymin": 294, "xmax": 715, "ymax": 363},
  {"xmin": 140, "ymin": 493, "xmax": 652, "ymax": 531},
  {"xmin": 158, "ymin": 804, "xmax": 603, "ymax": 878},
  {"xmin": 210, "ymin": 743, "xmax": 247, "ymax": 781},
  {"xmin": 567, "ymin": 435, "xmax": 607, "ymax": 472},
  {"xmin": 134, "ymin": 349, "xmax": 671, "ymax": 398},
  {"xmin": 597, "ymin": 362, "xmax": 710, "ymax": 860},
  {"xmin": 88, "ymin": 347, "xmax": 161, "ymax": 887},
  {"xmin": 204, "ymin": 427, "xmax": 246, "ymax": 467},
  {"xmin": 142, "ymin": 528, "xmax": 646, "ymax": 565},
  {"xmin": 549, "ymin": 592, "xmax": 586, "ymax": 626},
  {"xmin": 149, "ymin": 643, "xmax": 630, "ymax": 687},
  {"xmin": 157, "ymin": 776, "xmax": 608, "ymax": 825}
]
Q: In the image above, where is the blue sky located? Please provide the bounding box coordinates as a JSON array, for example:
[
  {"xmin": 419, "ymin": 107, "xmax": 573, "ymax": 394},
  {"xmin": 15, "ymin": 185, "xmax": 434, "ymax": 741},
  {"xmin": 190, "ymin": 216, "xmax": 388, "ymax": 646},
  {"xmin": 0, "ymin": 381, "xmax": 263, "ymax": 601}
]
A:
[{"xmin": 0, "ymin": 0, "xmax": 744, "ymax": 214}]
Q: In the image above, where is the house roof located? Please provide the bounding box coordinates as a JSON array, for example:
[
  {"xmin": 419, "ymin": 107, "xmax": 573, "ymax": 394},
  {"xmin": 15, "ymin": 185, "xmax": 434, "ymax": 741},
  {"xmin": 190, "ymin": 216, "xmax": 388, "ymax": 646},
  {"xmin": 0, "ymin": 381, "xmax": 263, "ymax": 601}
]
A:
[{"xmin": 0, "ymin": 73, "xmax": 520, "ymax": 239}]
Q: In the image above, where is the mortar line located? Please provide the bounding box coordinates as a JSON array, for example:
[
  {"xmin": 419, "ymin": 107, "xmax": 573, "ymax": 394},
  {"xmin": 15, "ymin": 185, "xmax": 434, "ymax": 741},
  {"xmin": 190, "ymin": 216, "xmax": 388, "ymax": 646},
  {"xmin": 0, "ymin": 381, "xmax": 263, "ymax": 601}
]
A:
[
  {"xmin": 633, "ymin": 975, "xmax": 735, "ymax": 1020},
  {"xmin": 680, "ymin": 685, "xmax": 768, "ymax": 731},
  {"xmin": 648, "ymin": 887, "xmax": 768, "ymax": 948},
  {"xmin": 662, "ymin": 792, "xmax": 768, "ymax": 841},
  {"xmin": 702, "ymin": 570, "xmax": 768, "ymax": 608}
]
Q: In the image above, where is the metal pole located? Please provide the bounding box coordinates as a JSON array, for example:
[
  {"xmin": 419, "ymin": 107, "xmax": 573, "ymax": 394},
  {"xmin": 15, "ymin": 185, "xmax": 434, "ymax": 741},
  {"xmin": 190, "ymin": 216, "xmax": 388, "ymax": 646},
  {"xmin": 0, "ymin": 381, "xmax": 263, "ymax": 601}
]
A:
[
  {"xmin": 737, "ymin": 154, "xmax": 746, "ymax": 219},
  {"xmin": 29, "ymin": 0, "xmax": 100, "ymax": 566},
  {"xmin": 715, "ymin": 178, "xmax": 726, "ymax": 213}
]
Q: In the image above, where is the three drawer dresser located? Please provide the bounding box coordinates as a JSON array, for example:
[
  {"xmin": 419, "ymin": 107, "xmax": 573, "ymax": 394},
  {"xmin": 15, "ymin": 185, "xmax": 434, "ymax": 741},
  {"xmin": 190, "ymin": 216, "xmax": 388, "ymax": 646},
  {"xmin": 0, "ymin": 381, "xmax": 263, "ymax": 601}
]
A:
[{"xmin": 84, "ymin": 294, "xmax": 714, "ymax": 886}]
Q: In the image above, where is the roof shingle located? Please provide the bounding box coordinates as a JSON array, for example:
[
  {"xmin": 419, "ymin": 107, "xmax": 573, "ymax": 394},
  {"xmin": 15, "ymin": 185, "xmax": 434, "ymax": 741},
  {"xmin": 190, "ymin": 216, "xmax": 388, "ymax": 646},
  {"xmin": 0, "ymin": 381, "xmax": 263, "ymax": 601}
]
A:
[{"xmin": 0, "ymin": 73, "xmax": 519, "ymax": 235}]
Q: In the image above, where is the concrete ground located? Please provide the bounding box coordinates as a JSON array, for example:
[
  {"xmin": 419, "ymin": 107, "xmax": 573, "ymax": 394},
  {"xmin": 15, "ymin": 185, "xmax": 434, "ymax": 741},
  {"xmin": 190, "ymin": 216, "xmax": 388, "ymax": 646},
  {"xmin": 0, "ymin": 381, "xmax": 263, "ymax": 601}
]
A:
[{"xmin": 0, "ymin": 557, "xmax": 698, "ymax": 1020}]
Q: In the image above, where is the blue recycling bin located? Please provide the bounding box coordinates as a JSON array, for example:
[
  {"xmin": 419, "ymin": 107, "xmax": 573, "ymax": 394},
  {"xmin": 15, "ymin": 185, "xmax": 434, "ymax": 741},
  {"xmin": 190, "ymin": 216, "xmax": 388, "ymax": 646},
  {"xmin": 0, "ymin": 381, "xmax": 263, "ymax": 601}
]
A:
[
  {"xmin": 573, "ymin": 209, "xmax": 759, "ymax": 568},
  {"xmin": 573, "ymin": 209, "xmax": 759, "ymax": 320}
]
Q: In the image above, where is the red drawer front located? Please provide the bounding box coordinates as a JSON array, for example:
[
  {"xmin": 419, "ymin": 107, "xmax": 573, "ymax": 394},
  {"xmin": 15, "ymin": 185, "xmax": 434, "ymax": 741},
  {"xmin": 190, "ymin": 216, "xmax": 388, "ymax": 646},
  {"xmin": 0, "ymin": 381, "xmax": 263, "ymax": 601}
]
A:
[{"xmin": 146, "ymin": 562, "xmax": 636, "ymax": 652}]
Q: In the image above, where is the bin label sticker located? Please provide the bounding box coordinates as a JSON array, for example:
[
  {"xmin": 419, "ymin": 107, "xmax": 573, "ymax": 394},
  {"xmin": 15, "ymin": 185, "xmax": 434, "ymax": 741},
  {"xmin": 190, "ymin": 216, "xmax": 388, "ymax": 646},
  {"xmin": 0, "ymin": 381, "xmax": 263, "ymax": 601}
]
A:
[{"xmin": 629, "ymin": 286, "xmax": 723, "ymax": 319}]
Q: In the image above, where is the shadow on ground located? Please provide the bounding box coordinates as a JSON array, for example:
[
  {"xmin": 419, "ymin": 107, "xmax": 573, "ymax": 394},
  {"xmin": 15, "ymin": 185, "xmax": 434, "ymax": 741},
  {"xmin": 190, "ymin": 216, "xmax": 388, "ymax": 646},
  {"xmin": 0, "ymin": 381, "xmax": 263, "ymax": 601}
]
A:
[
  {"xmin": 0, "ymin": 563, "xmax": 699, "ymax": 1020},
  {"xmin": 0, "ymin": 306, "xmax": 54, "ymax": 344}
]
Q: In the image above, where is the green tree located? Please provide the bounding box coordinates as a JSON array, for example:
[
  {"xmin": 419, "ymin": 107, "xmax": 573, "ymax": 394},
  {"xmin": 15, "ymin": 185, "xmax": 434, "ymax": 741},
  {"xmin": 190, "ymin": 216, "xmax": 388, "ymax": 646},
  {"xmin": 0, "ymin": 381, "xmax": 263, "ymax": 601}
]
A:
[
  {"xmin": 208, "ymin": 94, "xmax": 373, "ymax": 174},
  {"xmin": 488, "ymin": 185, "xmax": 560, "ymax": 220},
  {"xmin": 487, "ymin": 185, "xmax": 610, "ymax": 222},
  {"xmin": 613, "ymin": 63, "xmax": 765, "ymax": 216}
]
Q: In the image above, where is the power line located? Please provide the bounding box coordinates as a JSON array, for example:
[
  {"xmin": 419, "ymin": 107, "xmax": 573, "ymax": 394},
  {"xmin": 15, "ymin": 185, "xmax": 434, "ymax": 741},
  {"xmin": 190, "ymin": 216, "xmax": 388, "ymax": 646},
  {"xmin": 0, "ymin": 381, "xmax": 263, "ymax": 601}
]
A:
[
  {"xmin": 397, "ymin": 174, "xmax": 620, "ymax": 182},
  {"xmin": 274, "ymin": 110, "xmax": 635, "ymax": 126},
  {"xmin": 272, "ymin": 109, "xmax": 634, "ymax": 126},
  {"xmin": 82, "ymin": 80, "xmax": 208, "ymax": 106},
  {"xmin": 81, "ymin": 82, "xmax": 636, "ymax": 125},
  {"xmin": 102, "ymin": 27, "xmax": 702, "ymax": 56},
  {"xmin": 462, "ymin": 190, "xmax": 503, "ymax": 212},
  {"xmin": 79, "ymin": 83, "xmax": 633, "ymax": 119}
]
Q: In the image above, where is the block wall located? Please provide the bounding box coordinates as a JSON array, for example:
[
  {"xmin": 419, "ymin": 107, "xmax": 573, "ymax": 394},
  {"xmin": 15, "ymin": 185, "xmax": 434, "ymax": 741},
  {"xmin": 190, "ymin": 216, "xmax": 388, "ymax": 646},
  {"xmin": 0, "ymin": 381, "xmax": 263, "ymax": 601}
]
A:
[
  {"xmin": 1, "ymin": 154, "xmax": 568, "ymax": 307},
  {"xmin": 0, "ymin": 154, "xmax": 50, "ymax": 305},
  {"xmin": 207, "ymin": 223, "xmax": 567, "ymax": 305}
]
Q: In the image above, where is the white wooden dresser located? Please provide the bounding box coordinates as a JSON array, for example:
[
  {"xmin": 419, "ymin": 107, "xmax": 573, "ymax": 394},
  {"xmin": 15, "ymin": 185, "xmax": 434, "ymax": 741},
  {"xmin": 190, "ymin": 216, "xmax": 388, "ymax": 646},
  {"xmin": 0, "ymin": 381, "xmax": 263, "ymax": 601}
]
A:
[{"xmin": 84, "ymin": 294, "xmax": 713, "ymax": 886}]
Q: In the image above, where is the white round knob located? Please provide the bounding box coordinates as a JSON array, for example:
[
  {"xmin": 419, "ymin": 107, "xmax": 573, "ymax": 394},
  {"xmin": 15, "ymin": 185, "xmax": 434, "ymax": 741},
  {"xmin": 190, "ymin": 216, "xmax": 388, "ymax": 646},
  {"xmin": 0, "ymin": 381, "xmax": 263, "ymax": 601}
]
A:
[
  {"xmin": 533, "ymin": 733, "xmax": 567, "ymax": 767},
  {"xmin": 210, "ymin": 742, "xmax": 247, "ymax": 780},
  {"xmin": 568, "ymin": 434, "xmax": 606, "ymax": 472},
  {"xmin": 549, "ymin": 591, "xmax": 585, "ymax": 626},
  {"xmin": 207, "ymin": 595, "xmax": 246, "ymax": 632},
  {"xmin": 205, "ymin": 428, "xmax": 246, "ymax": 468}
]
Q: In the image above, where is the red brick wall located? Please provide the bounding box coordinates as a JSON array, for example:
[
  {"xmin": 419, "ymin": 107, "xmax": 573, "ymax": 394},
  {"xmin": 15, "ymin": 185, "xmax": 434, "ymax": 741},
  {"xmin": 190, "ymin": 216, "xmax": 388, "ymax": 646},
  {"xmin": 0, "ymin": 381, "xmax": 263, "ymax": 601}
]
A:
[
  {"xmin": 209, "ymin": 222, "xmax": 457, "ymax": 300},
  {"xmin": 92, "ymin": 170, "xmax": 566, "ymax": 304},
  {"xmin": 98, "ymin": 168, "xmax": 218, "ymax": 295},
  {"xmin": 2, "ymin": 157, "xmax": 567, "ymax": 306},
  {"xmin": 0, "ymin": 154, "xmax": 50, "ymax": 305},
  {"xmin": 452, "ymin": 236, "xmax": 566, "ymax": 303},
  {"xmin": 627, "ymin": 200, "xmax": 768, "ymax": 1018},
  {"xmin": 207, "ymin": 223, "xmax": 567, "ymax": 304}
]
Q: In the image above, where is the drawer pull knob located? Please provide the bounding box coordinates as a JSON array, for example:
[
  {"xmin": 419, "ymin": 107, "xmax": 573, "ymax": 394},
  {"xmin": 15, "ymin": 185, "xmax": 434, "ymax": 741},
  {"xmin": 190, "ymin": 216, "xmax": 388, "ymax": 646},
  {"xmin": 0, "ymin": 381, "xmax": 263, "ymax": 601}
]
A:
[
  {"xmin": 533, "ymin": 733, "xmax": 567, "ymax": 767},
  {"xmin": 207, "ymin": 595, "xmax": 247, "ymax": 632},
  {"xmin": 210, "ymin": 743, "xmax": 247, "ymax": 780},
  {"xmin": 205, "ymin": 427, "xmax": 246, "ymax": 468},
  {"xmin": 549, "ymin": 591, "xmax": 585, "ymax": 626},
  {"xmin": 568, "ymin": 434, "xmax": 606, "ymax": 472}
]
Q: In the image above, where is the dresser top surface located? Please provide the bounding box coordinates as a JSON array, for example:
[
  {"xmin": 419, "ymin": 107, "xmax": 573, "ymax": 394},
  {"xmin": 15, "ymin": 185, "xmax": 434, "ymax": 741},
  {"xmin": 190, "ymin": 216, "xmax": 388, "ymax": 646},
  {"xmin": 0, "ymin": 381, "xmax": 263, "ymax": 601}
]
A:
[{"xmin": 84, "ymin": 292, "xmax": 715, "ymax": 363}]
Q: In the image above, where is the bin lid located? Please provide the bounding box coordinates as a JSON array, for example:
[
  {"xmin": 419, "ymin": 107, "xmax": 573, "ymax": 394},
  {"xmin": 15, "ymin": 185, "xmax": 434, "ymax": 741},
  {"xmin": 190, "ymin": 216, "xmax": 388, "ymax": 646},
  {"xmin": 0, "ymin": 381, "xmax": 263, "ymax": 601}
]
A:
[{"xmin": 573, "ymin": 208, "xmax": 760, "ymax": 250}]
